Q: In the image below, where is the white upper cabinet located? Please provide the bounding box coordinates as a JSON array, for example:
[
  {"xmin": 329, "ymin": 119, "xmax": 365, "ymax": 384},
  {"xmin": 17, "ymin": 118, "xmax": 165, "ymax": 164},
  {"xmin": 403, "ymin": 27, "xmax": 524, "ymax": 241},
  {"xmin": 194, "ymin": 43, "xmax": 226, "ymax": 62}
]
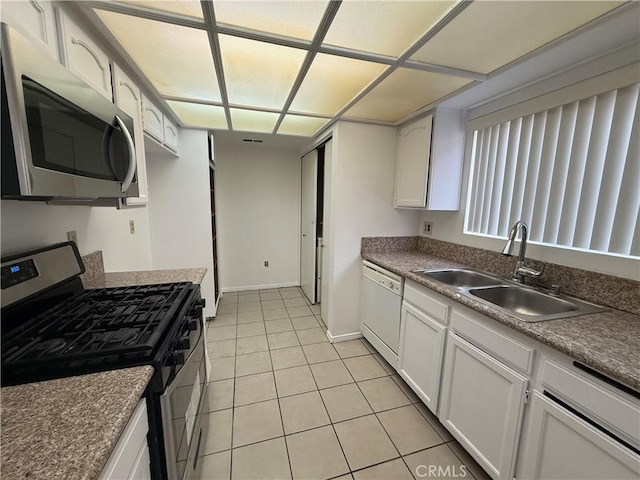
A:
[
  {"xmin": 142, "ymin": 95, "xmax": 180, "ymax": 155},
  {"xmin": 142, "ymin": 94, "xmax": 164, "ymax": 143},
  {"xmin": 113, "ymin": 63, "xmax": 148, "ymax": 205},
  {"xmin": 1, "ymin": 0, "xmax": 58, "ymax": 60},
  {"xmin": 395, "ymin": 109, "xmax": 465, "ymax": 210},
  {"xmin": 395, "ymin": 114, "xmax": 432, "ymax": 208},
  {"xmin": 163, "ymin": 118, "xmax": 179, "ymax": 152},
  {"xmin": 57, "ymin": 9, "xmax": 113, "ymax": 101}
]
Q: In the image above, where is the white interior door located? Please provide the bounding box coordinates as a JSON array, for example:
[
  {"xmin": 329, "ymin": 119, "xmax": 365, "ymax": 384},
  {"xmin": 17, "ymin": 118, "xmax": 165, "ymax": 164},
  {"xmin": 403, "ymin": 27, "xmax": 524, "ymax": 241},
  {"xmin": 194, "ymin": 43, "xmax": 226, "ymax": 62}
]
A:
[{"xmin": 301, "ymin": 150, "xmax": 318, "ymax": 303}]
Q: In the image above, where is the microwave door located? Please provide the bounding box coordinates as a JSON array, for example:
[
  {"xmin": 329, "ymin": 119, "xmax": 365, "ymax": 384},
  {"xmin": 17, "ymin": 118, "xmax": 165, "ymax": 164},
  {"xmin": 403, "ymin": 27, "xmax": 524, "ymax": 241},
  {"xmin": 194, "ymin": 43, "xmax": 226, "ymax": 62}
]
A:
[
  {"xmin": 101, "ymin": 116, "xmax": 136, "ymax": 193},
  {"xmin": 18, "ymin": 75, "xmax": 137, "ymax": 198}
]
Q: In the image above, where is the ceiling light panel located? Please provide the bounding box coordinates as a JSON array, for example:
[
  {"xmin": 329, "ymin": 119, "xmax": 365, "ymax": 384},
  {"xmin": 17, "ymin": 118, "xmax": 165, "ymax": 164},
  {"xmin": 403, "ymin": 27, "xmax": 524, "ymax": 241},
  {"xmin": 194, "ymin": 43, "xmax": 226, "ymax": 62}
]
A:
[
  {"xmin": 214, "ymin": 1, "xmax": 328, "ymax": 41},
  {"xmin": 322, "ymin": 0, "xmax": 458, "ymax": 57},
  {"xmin": 96, "ymin": 10, "xmax": 220, "ymax": 101},
  {"xmin": 168, "ymin": 101, "xmax": 228, "ymax": 129},
  {"xmin": 230, "ymin": 109, "xmax": 280, "ymax": 133},
  {"xmin": 345, "ymin": 68, "xmax": 472, "ymax": 122},
  {"xmin": 409, "ymin": 1, "xmax": 626, "ymax": 74},
  {"xmin": 290, "ymin": 53, "xmax": 387, "ymax": 115},
  {"xmin": 116, "ymin": 1, "xmax": 203, "ymax": 19},
  {"xmin": 220, "ymin": 35, "xmax": 307, "ymax": 109},
  {"xmin": 278, "ymin": 115, "xmax": 329, "ymax": 137}
]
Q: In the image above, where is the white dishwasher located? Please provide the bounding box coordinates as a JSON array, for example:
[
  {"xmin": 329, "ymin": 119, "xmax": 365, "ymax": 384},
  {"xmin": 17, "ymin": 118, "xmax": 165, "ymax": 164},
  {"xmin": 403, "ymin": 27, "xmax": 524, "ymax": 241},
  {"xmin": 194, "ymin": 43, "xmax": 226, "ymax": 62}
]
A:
[{"xmin": 360, "ymin": 260, "xmax": 403, "ymax": 368}]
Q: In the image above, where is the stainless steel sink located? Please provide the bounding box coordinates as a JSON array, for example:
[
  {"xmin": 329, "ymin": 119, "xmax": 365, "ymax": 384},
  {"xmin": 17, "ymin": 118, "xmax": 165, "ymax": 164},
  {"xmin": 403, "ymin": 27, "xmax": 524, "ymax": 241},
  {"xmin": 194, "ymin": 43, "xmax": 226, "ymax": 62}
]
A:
[
  {"xmin": 412, "ymin": 268, "xmax": 607, "ymax": 322},
  {"xmin": 470, "ymin": 286, "xmax": 577, "ymax": 316},
  {"xmin": 415, "ymin": 269, "xmax": 504, "ymax": 288}
]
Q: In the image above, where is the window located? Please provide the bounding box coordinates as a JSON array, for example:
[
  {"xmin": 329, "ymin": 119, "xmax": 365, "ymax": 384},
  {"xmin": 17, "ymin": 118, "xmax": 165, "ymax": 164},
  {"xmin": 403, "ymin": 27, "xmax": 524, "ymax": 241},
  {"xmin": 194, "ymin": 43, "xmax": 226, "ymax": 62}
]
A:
[{"xmin": 464, "ymin": 81, "xmax": 639, "ymax": 258}]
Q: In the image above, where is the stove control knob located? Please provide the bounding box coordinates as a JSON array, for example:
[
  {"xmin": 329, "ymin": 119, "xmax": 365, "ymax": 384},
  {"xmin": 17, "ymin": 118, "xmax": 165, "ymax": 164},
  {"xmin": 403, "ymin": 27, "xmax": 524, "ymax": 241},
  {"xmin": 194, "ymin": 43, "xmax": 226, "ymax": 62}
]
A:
[
  {"xmin": 176, "ymin": 336, "xmax": 190, "ymax": 350},
  {"xmin": 172, "ymin": 351, "xmax": 186, "ymax": 365},
  {"xmin": 196, "ymin": 298, "xmax": 207, "ymax": 309},
  {"xmin": 187, "ymin": 319, "xmax": 198, "ymax": 331}
]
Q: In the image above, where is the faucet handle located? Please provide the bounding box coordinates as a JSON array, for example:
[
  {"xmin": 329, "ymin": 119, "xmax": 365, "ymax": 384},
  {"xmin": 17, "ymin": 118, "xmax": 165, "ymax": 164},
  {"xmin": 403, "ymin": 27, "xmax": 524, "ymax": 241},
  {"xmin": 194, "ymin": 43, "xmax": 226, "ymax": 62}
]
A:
[{"xmin": 517, "ymin": 263, "xmax": 545, "ymax": 278}]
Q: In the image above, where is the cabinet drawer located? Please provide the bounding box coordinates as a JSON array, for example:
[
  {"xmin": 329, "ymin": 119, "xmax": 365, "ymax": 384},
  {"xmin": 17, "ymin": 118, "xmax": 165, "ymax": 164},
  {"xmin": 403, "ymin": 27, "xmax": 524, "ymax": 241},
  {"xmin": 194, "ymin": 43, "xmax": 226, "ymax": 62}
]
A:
[
  {"xmin": 541, "ymin": 359, "xmax": 640, "ymax": 448},
  {"xmin": 450, "ymin": 309, "xmax": 535, "ymax": 374},
  {"xmin": 404, "ymin": 281, "xmax": 449, "ymax": 325}
]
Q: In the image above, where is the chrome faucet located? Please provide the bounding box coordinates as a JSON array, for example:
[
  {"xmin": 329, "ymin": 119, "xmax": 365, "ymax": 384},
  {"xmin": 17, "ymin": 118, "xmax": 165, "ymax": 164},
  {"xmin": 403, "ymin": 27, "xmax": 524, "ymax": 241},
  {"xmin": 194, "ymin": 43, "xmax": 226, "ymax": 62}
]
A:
[{"xmin": 502, "ymin": 220, "xmax": 544, "ymax": 283}]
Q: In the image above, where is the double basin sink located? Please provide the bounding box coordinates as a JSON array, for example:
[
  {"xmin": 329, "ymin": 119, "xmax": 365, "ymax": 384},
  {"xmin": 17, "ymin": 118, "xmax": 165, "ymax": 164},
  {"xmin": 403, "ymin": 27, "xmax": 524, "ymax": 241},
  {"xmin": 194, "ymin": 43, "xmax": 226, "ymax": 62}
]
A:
[{"xmin": 412, "ymin": 268, "xmax": 606, "ymax": 322}]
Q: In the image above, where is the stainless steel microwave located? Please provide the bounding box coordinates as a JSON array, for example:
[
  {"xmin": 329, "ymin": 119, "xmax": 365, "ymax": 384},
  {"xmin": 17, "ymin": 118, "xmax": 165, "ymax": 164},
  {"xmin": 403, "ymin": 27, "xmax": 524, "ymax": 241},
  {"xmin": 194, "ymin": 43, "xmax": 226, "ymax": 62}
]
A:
[{"xmin": 1, "ymin": 23, "xmax": 139, "ymax": 200}]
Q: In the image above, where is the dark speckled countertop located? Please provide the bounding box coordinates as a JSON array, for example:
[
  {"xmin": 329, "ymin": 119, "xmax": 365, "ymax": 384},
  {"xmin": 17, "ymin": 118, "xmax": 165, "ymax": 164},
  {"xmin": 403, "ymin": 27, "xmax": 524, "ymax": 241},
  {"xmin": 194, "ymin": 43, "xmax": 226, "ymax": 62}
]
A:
[
  {"xmin": 362, "ymin": 250, "xmax": 640, "ymax": 391},
  {"xmin": 1, "ymin": 366, "xmax": 153, "ymax": 480}
]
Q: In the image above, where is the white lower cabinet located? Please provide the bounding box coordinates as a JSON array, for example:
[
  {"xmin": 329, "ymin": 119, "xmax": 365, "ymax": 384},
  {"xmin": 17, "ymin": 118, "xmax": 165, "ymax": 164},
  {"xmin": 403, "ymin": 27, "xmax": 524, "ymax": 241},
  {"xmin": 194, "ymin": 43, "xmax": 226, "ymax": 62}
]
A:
[
  {"xmin": 397, "ymin": 302, "xmax": 446, "ymax": 413},
  {"xmin": 99, "ymin": 399, "xmax": 151, "ymax": 480},
  {"xmin": 519, "ymin": 391, "xmax": 640, "ymax": 479},
  {"xmin": 439, "ymin": 333, "xmax": 528, "ymax": 480}
]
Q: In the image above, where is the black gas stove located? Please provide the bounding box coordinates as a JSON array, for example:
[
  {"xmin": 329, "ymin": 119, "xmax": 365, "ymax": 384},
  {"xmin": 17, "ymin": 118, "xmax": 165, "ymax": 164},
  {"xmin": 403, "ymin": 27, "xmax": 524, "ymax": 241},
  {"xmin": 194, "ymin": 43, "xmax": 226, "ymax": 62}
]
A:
[{"xmin": 1, "ymin": 242, "xmax": 208, "ymax": 480}]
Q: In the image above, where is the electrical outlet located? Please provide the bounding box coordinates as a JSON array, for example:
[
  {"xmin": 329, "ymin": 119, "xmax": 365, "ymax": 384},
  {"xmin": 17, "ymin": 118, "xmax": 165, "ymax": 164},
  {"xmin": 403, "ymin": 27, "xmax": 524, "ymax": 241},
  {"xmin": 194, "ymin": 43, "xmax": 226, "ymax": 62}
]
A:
[
  {"xmin": 264, "ymin": 261, "xmax": 269, "ymax": 267},
  {"xmin": 129, "ymin": 220, "xmax": 135, "ymax": 234},
  {"xmin": 423, "ymin": 221, "xmax": 433, "ymax": 235},
  {"xmin": 67, "ymin": 230, "xmax": 78, "ymax": 245}
]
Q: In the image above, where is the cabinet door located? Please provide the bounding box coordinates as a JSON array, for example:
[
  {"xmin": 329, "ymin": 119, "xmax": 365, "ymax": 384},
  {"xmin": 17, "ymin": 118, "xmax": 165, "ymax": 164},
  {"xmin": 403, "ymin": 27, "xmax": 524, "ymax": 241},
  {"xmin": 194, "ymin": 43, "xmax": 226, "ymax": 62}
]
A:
[
  {"xmin": 163, "ymin": 117, "xmax": 179, "ymax": 152},
  {"xmin": 142, "ymin": 94, "xmax": 164, "ymax": 142},
  {"xmin": 2, "ymin": 0, "xmax": 58, "ymax": 59},
  {"xmin": 113, "ymin": 64, "xmax": 148, "ymax": 205},
  {"xmin": 519, "ymin": 392, "xmax": 640, "ymax": 480},
  {"xmin": 395, "ymin": 114, "xmax": 432, "ymax": 208},
  {"xmin": 57, "ymin": 10, "xmax": 112, "ymax": 100},
  {"xmin": 439, "ymin": 333, "xmax": 527, "ymax": 480},
  {"xmin": 397, "ymin": 302, "xmax": 446, "ymax": 413}
]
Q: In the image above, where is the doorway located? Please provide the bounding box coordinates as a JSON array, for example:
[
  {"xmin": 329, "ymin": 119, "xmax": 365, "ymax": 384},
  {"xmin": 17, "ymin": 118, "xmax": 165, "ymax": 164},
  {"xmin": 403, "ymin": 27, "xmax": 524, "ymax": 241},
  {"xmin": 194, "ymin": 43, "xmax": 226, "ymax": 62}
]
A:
[{"xmin": 300, "ymin": 145, "xmax": 325, "ymax": 304}]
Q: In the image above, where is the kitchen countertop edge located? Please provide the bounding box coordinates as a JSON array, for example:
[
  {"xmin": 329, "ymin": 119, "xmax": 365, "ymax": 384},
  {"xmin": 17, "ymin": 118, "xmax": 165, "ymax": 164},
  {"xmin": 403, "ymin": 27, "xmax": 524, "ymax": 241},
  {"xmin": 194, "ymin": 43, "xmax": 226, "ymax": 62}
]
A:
[
  {"xmin": 362, "ymin": 250, "xmax": 640, "ymax": 391},
  {"xmin": 1, "ymin": 365, "xmax": 154, "ymax": 480}
]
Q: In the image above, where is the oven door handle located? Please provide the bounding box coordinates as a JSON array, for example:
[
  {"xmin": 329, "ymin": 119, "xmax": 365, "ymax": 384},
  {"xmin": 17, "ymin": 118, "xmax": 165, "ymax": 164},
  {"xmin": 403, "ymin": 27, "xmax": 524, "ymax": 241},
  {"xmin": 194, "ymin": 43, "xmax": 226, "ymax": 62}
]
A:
[{"xmin": 115, "ymin": 115, "xmax": 136, "ymax": 194}]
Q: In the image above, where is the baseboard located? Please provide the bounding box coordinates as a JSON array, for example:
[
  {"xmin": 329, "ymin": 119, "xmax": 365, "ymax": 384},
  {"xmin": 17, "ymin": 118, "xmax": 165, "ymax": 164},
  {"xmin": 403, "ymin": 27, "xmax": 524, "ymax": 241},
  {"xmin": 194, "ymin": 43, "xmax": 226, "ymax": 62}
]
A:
[
  {"xmin": 222, "ymin": 282, "xmax": 299, "ymax": 293},
  {"xmin": 325, "ymin": 329, "xmax": 363, "ymax": 343}
]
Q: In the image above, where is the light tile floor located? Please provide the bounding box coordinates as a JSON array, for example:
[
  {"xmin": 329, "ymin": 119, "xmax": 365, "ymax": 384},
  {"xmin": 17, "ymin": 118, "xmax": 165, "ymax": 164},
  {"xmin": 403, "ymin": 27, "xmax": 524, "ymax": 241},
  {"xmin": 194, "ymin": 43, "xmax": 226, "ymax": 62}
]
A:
[{"xmin": 194, "ymin": 287, "xmax": 490, "ymax": 480}]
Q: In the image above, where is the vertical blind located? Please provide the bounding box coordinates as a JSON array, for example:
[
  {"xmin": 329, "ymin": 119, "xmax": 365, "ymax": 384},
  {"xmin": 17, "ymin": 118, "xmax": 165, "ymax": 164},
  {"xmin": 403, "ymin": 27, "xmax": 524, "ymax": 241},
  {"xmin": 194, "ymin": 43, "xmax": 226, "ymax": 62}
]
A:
[{"xmin": 465, "ymin": 82, "xmax": 640, "ymax": 257}]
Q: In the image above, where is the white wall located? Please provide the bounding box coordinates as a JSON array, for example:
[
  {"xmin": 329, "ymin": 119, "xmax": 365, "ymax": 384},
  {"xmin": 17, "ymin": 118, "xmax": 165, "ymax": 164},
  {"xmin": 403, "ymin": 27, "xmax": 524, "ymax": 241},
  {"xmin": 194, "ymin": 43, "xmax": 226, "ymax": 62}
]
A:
[
  {"xmin": 0, "ymin": 200, "xmax": 153, "ymax": 272},
  {"xmin": 147, "ymin": 129, "xmax": 216, "ymax": 317},
  {"xmin": 215, "ymin": 140, "xmax": 301, "ymax": 291},
  {"xmin": 326, "ymin": 121, "xmax": 420, "ymax": 337}
]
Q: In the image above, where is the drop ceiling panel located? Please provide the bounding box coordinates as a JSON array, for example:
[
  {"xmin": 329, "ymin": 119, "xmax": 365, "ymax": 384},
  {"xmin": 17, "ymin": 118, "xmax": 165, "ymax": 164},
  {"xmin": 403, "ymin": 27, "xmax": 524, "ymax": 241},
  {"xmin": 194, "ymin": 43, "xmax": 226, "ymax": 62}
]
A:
[
  {"xmin": 345, "ymin": 68, "xmax": 472, "ymax": 122},
  {"xmin": 290, "ymin": 53, "xmax": 387, "ymax": 115},
  {"xmin": 409, "ymin": 1, "xmax": 626, "ymax": 74},
  {"xmin": 220, "ymin": 35, "xmax": 307, "ymax": 109},
  {"xmin": 322, "ymin": 0, "xmax": 458, "ymax": 57},
  {"xmin": 96, "ymin": 10, "xmax": 220, "ymax": 101},
  {"xmin": 230, "ymin": 109, "xmax": 279, "ymax": 133},
  {"xmin": 117, "ymin": 1, "xmax": 203, "ymax": 18},
  {"xmin": 168, "ymin": 101, "xmax": 228, "ymax": 129},
  {"xmin": 277, "ymin": 115, "xmax": 329, "ymax": 137},
  {"xmin": 214, "ymin": 1, "xmax": 328, "ymax": 41}
]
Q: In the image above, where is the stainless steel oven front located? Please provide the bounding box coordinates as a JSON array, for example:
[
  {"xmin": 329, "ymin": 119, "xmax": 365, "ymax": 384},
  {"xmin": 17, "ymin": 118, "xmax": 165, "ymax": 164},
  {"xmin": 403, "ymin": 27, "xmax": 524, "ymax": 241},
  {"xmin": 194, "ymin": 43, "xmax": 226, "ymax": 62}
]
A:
[
  {"xmin": 1, "ymin": 23, "xmax": 138, "ymax": 200},
  {"xmin": 160, "ymin": 315, "xmax": 207, "ymax": 480}
]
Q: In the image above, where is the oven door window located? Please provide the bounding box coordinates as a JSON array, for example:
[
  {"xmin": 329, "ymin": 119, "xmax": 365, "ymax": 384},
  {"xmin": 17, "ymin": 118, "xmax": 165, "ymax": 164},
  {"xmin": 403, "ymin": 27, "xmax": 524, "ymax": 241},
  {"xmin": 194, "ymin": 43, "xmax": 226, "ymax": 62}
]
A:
[{"xmin": 22, "ymin": 76, "xmax": 129, "ymax": 182}]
